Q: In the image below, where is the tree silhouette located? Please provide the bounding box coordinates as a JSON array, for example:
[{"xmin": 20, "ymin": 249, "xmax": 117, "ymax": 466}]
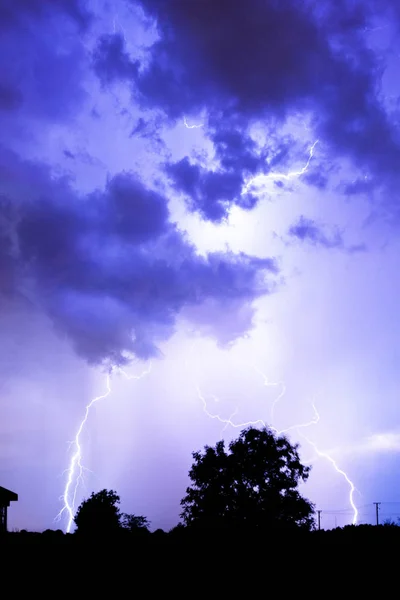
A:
[
  {"xmin": 180, "ymin": 426, "xmax": 315, "ymax": 531},
  {"xmin": 74, "ymin": 489, "xmax": 121, "ymax": 535},
  {"xmin": 120, "ymin": 513, "xmax": 150, "ymax": 533}
]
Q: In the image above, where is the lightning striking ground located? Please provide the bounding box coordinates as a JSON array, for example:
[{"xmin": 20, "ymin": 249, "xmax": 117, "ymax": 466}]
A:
[
  {"xmin": 250, "ymin": 366, "xmax": 358, "ymax": 526},
  {"xmin": 56, "ymin": 363, "xmax": 151, "ymax": 533},
  {"xmin": 195, "ymin": 360, "xmax": 358, "ymax": 528},
  {"xmin": 298, "ymin": 429, "xmax": 359, "ymax": 525}
]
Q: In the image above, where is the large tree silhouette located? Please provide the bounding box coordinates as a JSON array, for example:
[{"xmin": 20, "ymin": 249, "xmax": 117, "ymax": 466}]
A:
[
  {"xmin": 180, "ymin": 426, "xmax": 315, "ymax": 531},
  {"xmin": 74, "ymin": 489, "xmax": 121, "ymax": 535}
]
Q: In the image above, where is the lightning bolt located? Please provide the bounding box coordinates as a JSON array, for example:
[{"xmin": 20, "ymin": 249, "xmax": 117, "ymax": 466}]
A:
[
  {"xmin": 249, "ymin": 364, "xmax": 286, "ymax": 423},
  {"xmin": 243, "ymin": 139, "xmax": 319, "ymax": 194},
  {"xmin": 183, "ymin": 116, "xmax": 204, "ymax": 129},
  {"xmin": 298, "ymin": 428, "xmax": 358, "ymax": 525},
  {"xmin": 283, "ymin": 139, "xmax": 319, "ymax": 179},
  {"xmin": 55, "ymin": 363, "xmax": 151, "ymax": 533}
]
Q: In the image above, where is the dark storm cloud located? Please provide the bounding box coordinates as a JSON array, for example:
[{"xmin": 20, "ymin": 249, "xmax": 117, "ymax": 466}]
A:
[
  {"xmin": 63, "ymin": 150, "xmax": 76, "ymax": 160},
  {"xmin": 95, "ymin": 172, "xmax": 170, "ymax": 243},
  {"xmin": 128, "ymin": 0, "xmax": 338, "ymax": 119},
  {"xmin": 93, "ymin": 0, "xmax": 400, "ymax": 205},
  {"xmin": 212, "ymin": 128, "xmax": 265, "ymax": 175},
  {"xmin": 63, "ymin": 148, "xmax": 107, "ymax": 171},
  {"xmin": 302, "ymin": 170, "xmax": 330, "ymax": 191},
  {"xmin": 0, "ymin": 84, "xmax": 22, "ymax": 111},
  {"xmin": 130, "ymin": 116, "xmax": 166, "ymax": 153},
  {"xmin": 340, "ymin": 177, "xmax": 379, "ymax": 198},
  {"xmin": 164, "ymin": 126, "xmax": 299, "ymax": 221},
  {"xmin": 288, "ymin": 216, "xmax": 367, "ymax": 253},
  {"xmin": 0, "ymin": 227, "xmax": 15, "ymax": 299},
  {"xmin": 0, "ymin": 149, "xmax": 278, "ymax": 366},
  {"xmin": 93, "ymin": 33, "xmax": 138, "ymax": 87},
  {"xmin": 288, "ymin": 217, "xmax": 345, "ymax": 250},
  {"xmin": 0, "ymin": 0, "xmax": 91, "ymax": 29},
  {"xmin": 131, "ymin": 117, "xmax": 156, "ymax": 140},
  {"xmin": 0, "ymin": 0, "xmax": 89, "ymax": 128},
  {"xmin": 165, "ymin": 158, "xmax": 258, "ymax": 222}
]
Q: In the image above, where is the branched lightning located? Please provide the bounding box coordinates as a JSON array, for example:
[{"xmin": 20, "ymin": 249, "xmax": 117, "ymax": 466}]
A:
[
  {"xmin": 243, "ymin": 139, "xmax": 319, "ymax": 194},
  {"xmin": 195, "ymin": 359, "xmax": 358, "ymax": 527},
  {"xmin": 56, "ymin": 363, "xmax": 151, "ymax": 533},
  {"xmin": 245, "ymin": 366, "xmax": 358, "ymax": 526},
  {"xmin": 281, "ymin": 139, "xmax": 319, "ymax": 179},
  {"xmin": 197, "ymin": 385, "xmax": 319, "ymax": 437},
  {"xmin": 56, "ymin": 374, "xmax": 112, "ymax": 533},
  {"xmin": 250, "ymin": 364, "xmax": 286, "ymax": 423}
]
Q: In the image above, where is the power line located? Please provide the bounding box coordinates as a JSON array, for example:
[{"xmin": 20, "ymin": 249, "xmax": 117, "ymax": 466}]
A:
[
  {"xmin": 374, "ymin": 502, "xmax": 381, "ymax": 526},
  {"xmin": 321, "ymin": 502, "xmax": 400, "ymax": 513},
  {"xmin": 316, "ymin": 502, "xmax": 400, "ymax": 529}
]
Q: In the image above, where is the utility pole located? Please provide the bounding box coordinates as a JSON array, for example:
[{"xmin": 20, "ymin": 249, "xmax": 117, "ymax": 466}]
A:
[
  {"xmin": 317, "ymin": 510, "xmax": 322, "ymax": 531},
  {"xmin": 373, "ymin": 502, "xmax": 381, "ymax": 525}
]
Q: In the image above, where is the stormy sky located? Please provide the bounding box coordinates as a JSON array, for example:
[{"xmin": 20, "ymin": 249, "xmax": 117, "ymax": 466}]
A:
[{"xmin": 2, "ymin": 0, "xmax": 400, "ymax": 531}]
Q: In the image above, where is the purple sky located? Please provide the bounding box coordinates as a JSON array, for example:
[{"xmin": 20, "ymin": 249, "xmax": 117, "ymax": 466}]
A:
[{"xmin": 2, "ymin": 0, "xmax": 400, "ymax": 532}]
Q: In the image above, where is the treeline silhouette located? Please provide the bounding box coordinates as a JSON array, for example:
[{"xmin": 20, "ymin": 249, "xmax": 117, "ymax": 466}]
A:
[{"xmin": 2, "ymin": 426, "xmax": 400, "ymax": 545}]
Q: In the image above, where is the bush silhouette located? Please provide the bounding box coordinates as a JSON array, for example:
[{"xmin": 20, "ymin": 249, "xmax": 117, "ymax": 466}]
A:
[{"xmin": 74, "ymin": 489, "xmax": 121, "ymax": 535}]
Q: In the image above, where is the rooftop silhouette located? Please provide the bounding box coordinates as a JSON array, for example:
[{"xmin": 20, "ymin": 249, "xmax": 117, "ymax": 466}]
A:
[{"xmin": 0, "ymin": 486, "xmax": 18, "ymax": 533}]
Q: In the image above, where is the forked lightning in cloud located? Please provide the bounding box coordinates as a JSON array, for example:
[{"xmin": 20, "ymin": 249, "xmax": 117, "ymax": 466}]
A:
[
  {"xmin": 283, "ymin": 139, "xmax": 319, "ymax": 179},
  {"xmin": 56, "ymin": 363, "xmax": 151, "ymax": 533},
  {"xmin": 197, "ymin": 385, "xmax": 319, "ymax": 437},
  {"xmin": 243, "ymin": 139, "xmax": 319, "ymax": 194},
  {"xmin": 250, "ymin": 364, "xmax": 286, "ymax": 423},
  {"xmin": 183, "ymin": 116, "xmax": 204, "ymax": 129}
]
